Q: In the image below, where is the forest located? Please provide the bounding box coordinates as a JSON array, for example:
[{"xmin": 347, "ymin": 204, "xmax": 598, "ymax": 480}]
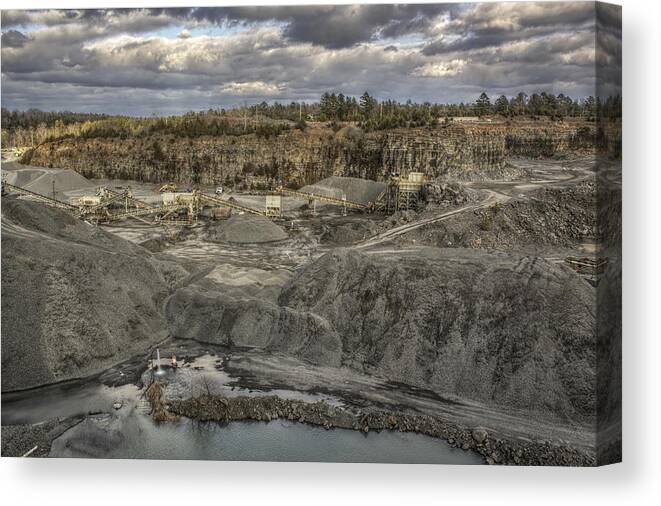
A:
[{"xmin": 1, "ymin": 91, "xmax": 621, "ymax": 148}]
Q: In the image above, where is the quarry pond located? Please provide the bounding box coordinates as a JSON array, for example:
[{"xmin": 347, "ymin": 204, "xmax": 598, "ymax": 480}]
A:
[{"xmin": 1, "ymin": 346, "xmax": 482, "ymax": 464}]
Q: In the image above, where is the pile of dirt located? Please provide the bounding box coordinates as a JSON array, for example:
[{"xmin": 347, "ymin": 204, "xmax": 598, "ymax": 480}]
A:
[
  {"xmin": 319, "ymin": 220, "xmax": 379, "ymax": 245},
  {"xmin": 278, "ymin": 248, "xmax": 596, "ymax": 424},
  {"xmin": 1, "ymin": 197, "xmax": 188, "ymax": 392},
  {"xmin": 204, "ymin": 214, "xmax": 288, "ymax": 244},
  {"xmin": 408, "ymin": 181, "xmax": 596, "ymax": 251},
  {"xmin": 301, "ymin": 176, "xmax": 386, "ymax": 206}
]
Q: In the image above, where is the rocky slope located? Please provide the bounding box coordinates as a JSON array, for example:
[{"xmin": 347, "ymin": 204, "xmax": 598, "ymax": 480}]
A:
[
  {"xmin": 168, "ymin": 247, "xmax": 596, "ymax": 424},
  {"xmin": 280, "ymin": 248, "xmax": 596, "ymax": 423},
  {"xmin": 165, "ymin": 284, "xmax": 342, "ymax": 367},
  {"xmin": 407, "ymin": 182, "xmax": 597, "ymax": 251},
  {"xmin": 24, "ymin": 121, "xmax": 614, "ymax": 187},
  {"xmin": 1, "ymin": 198, "xmax": 187, "ymax": 391}
]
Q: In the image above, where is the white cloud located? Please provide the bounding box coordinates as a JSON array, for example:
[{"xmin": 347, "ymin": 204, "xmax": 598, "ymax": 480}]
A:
[
  {"xmin": 413, "ymin": 59, "xmax": 468, "ymax": 77},
  {"xmin": 221, "ymin": 81, "xmax": 283, "ymax": 95}
]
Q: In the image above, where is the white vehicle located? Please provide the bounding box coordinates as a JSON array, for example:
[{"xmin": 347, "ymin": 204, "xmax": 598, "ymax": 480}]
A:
[{"xmin": 215, "ymin": 186, "xmax": 224, "ymax": 195}]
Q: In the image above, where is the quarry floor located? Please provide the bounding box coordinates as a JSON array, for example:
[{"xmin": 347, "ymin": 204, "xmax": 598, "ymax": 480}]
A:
[{"xmin": 1, "ymin": 155, "xmax": 610, "ymax": 464}]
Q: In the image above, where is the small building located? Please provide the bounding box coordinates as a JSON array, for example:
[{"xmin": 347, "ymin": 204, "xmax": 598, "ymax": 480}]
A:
[{"xmin": 265, "ymin": 195, "xmax": 282, "ymax": 218}]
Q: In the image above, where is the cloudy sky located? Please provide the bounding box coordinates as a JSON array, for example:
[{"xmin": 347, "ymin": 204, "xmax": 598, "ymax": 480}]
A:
[{"xmin": 0, "ymin": 2, "xmax": 621, "ymax": 115}]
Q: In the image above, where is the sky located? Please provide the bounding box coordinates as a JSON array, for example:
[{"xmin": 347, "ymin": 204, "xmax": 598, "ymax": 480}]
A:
[{"xmin": 0, "ymin": 2, "xmax": 622, "ymax": 116}]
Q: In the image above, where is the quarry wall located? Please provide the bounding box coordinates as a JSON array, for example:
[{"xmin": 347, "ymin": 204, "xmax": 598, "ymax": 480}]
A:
[{"xmin": 24, "ymin": 121, "xmax": 619, "ymax": 186}]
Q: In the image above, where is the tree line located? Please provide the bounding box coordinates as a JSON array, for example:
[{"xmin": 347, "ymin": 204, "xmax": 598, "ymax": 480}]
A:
[{"xmin": 1, "ymin": 90, "xmax": 621, "ymax": 147}]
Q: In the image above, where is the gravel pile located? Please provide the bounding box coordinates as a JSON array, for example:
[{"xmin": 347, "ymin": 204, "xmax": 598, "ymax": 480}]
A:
[
  {"xmin": 2, "ymin": 163, "xmax": 48, "ymax": 187},
  {"xmin": 1, "ymin": 197, "xmax": 187, "ymax": 392},
  {"xmin": 24, "ymin": 168, "xmax": 94, "ymax": 194},
  {"xmin": 204, "ymin": 214, "xmax": 288, "ymax": 244},
  {"xmin": 2, "ymin": 162, "xmax": 94, "ymax": 193}
]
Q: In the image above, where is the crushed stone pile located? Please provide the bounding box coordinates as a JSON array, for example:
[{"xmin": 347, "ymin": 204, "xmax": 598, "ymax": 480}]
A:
[
  {"xmin": 301, "ymin": 176, "xmax": 386, "ymax": 206},
  {"xmin": 24, "ymin": 169, "xmax": 94, "ymax": 194},
  {"xmin": 2, "ymin": 162, "xmax": 94, "ymax": 194},
  {"xmin": 204, "ymin": 214, "xmax": 288, "ymax": 244},
  {"xmin": 2, "ymin": 164, "xmax": 48, "ymax": 187},
  {"xmin": 1, "ymin": 197, "xmax": 187, "ymax": 392}
]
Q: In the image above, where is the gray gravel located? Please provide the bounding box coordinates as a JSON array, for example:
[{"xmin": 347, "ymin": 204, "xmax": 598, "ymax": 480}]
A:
[
  {"xmin": 204, "ymin": 213, "xmax": 288, "ymax": 244},
  {"xmin": 1, "ymin": 197, "xmax": 187, "ymax": 392},
  {"xmin": 278, "ymin": 247, "xmax": 596, "ymax": 424}
]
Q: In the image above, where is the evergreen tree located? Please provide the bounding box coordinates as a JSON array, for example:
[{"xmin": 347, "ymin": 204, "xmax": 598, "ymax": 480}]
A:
[
  {"xmin": 359, "ymin": 91, "xmax": 377, "ymax": 119},
  {"xmin": 475, "ymin": 92, "xmax": 492, "ymax": 116},
  {"xmin": 494, "ymin": 95, "xmax": 509, "ymax": 116}
]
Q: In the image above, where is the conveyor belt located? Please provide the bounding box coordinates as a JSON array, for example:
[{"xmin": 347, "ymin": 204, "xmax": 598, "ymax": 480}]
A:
[
  {"xmin": 2, "ymin": 182, "xmax": 78, "ymax": 211},
  {"xmin": 276, "ymin": 186, "xmax": 370, "ymax": 210},
  {"xmin": 199, "ymin": 192, "xmax": 265, "ymax": 216},
  {"xmin": 103, "ymin": 188, "xmax": 154, "ymax": 209},
  {"xmin": 101, "ymin": 203, "xmax": 190, "ymax": 222}
]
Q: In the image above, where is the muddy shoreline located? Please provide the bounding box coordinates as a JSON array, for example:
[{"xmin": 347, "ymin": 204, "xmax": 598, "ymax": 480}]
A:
[
  {"xmin": 163, "ymin": 391, "xmax": 593, "ymax": 466},
  {"xmin": 2, "ymin": 339, "xmax": 597, "ymax": 465}
]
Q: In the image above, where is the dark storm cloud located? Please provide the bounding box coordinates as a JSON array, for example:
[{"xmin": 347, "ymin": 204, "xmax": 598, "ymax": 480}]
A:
[
  {"xmin": 423, "ymin": 1, "xmax": 595, "ymax": 55},
  {"xmin": 188, "ymin": 4, "xmax": 454, "ymax": 48},
  {"xmin": 1, "ymin": 30, "xmax": 30, "ymax": 48},
  {"xmin": 0, "ymin": 3, "xmax": 620, "ymax": 115},
  {"xmin": 2, "ymin": 5, "xmax": 454, "ymax": 49}
]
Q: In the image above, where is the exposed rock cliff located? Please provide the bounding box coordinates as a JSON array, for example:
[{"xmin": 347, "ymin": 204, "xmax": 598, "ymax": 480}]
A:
[{"xmin": 24, "ymin": 121, "xmax": 614, "ymax": 186}]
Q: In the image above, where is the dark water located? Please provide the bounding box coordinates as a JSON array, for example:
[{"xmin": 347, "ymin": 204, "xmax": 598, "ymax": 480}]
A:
[
  {"xmin": 3, "ymin": 375, "xmax": 482, "ymax": 464},
  {"xmin": 49, "ymin": 413, "xmax": 483, "ymax": 464}
]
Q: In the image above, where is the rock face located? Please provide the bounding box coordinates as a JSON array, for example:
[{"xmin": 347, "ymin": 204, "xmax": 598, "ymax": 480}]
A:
[
  {"xmin": 24, "ymin": 121, "xmax": 608, "ymax": 187},
  {"xmin": 278, "ymin": 248, "xmax": 597, "ymax": 423},
  {"xmin": 1, "ymin": 198, "xmax": 186, "ymax": 391}
]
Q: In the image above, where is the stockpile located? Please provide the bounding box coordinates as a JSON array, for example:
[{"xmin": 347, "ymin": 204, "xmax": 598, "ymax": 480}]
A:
[
  {"xmin": 204, "ymin": 214, "xmax": 288, "ymax": 244},
  {"xmin": 23, "ymin": 169, "xmax": 94, "ymax": 194},
  {"xmin": 2, "ymin": 162, "xmax": 94, "ymax": 194},
  {"xmin": 1, "ymin": 197, "xmax": 187, "ymax": 392},
  {"xmin": 2, "ymin": 162, "xmax": 48, "ymax": 187}
]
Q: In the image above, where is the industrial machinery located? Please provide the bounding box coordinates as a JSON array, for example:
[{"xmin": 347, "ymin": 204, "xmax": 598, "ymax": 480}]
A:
[
  {"xmin": 276, "ymin": 186, "xmax": 375, "ymax": 215},
  {"xmin": 383, "ymin": 171, "xmax": 426, "ymax": 212},
  {"xmin": 158, "ymin": 182, "xmax": 177, "ymax": 193}
]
